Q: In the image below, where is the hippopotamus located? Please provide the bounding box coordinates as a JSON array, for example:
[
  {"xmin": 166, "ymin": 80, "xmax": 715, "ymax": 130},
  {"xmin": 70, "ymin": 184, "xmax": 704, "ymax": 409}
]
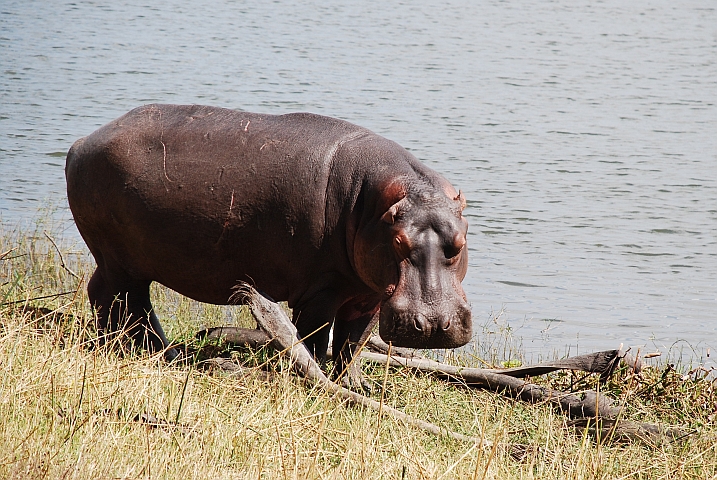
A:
[{"xmin": 65, "ymin": 104, "xmax": 472, "ymax": 383}]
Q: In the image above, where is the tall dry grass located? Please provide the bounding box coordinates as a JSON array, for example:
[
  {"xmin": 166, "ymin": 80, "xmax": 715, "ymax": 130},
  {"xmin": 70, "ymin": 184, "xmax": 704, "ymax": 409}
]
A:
[{"xmin": 1, "ymin": 219, "xmax": 715, "ymax": 479}]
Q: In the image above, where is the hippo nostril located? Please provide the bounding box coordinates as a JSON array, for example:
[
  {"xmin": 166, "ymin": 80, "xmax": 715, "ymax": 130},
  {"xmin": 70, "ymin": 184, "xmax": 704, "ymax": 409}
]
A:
[
  {"xmin": 413, "ymin": 314, "xmax": 427, "ymax": 333},
  {"xmin": 440, "ymin": 317, "xmax": 452, "ymax": 331}
]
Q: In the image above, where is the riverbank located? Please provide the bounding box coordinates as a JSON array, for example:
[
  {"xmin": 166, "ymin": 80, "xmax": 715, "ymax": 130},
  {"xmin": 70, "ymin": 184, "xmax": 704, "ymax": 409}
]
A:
[{"xmin": 1, "ymin": 225, "xmax": 715, "ymax": 479}]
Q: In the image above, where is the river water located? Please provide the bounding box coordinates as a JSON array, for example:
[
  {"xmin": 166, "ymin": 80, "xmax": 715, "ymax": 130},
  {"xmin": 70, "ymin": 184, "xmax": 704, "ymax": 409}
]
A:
[{"xmin": 1, "ymin": 0, "xmax": 715, "ymax": 364}]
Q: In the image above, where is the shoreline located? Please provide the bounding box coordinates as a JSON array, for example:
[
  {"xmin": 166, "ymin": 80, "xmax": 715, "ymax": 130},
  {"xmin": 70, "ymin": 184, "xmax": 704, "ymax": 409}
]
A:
[{"xmin": 1, "ymin": 211, "xmax": 713, "ymax": 373}]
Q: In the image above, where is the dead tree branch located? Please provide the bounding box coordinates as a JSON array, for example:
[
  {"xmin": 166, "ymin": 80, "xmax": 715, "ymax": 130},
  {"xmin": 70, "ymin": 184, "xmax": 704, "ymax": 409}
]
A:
[
  {"xmin": 230, "ymin": 283, "xmax": 487, "ymax": 445},
  {"xmin": 197, "ymin": 292, "xmax": 689, "ymax": 446}
]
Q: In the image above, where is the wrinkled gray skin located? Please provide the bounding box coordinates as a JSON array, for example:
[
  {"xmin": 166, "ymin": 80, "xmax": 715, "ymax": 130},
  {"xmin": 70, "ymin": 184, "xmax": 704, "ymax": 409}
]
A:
[{"xmin": 66, "ymin": 104, "xmax": 472, "ymax": 386}]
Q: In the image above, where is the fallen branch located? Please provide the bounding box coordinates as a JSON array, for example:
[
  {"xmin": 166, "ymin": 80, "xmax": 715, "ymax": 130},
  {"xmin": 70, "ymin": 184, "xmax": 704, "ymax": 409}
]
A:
[
  {"xmin": 231, "ymin": 283, "xmax": 486, "ymax": 445},
  {"xmin": 365, "ymin": 334, "xmax": 637, "ymax": 378},
  {"xmin": 190, "ymin": 326, "xmax": 634, "ymax": 418},
  {"xmin": 359, "ymin": 350, "xmax": 622, "ymax": 419},
  {"xmin": 197, "ymin": 327, "xmax": 627, "ymax": 381},
  {"xmin": 194, "ymin": 300, "xmax": 685, "ymax": 446},
  {"xmin": 194, "ymin": 326, "xmax": 622, "ymax": 418},
  {"xmin": 356, "ymin": 349, "xmax": 688, "ymax": 443}
]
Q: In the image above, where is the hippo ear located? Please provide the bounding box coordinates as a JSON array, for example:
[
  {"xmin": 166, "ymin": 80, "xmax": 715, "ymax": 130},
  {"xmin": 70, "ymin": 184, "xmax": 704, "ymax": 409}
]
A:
[
  {"xmin": 378, "ymin": 180, "xmax": 408, "ymax": 225},
  {"xmin": 454, "ymin": 190, "xmax": 466, "ymax": 212},
  {"xmin": 436, "ymin": 177, "xmax": 465, "ymax": 212},
  {"xmin": 381, "ymin": 200, "xmax": 402, "ymax": 225},
  {"xmin": 381, "ymin": 196, "xmax": 410, "ymax": 224}
]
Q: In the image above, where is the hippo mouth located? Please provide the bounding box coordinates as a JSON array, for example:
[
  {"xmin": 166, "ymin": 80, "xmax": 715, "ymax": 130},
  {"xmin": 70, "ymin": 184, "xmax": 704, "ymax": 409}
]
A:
[{"xmin": 377, "ymin": 303, "xmax": 472, "ymax": 349}]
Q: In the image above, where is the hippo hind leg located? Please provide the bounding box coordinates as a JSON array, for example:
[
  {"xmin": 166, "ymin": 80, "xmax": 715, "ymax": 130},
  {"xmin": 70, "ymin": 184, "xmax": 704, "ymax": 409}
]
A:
[{"xmin": 87, "ymin": 267, "xmax": 177, "ymax": 360}]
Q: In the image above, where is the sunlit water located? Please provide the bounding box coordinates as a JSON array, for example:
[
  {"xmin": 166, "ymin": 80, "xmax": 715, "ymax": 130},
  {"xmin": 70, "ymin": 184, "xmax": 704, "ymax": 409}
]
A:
[{"xmin": 1, "ymin": 0, "xmax": 715, "ymax": 366}]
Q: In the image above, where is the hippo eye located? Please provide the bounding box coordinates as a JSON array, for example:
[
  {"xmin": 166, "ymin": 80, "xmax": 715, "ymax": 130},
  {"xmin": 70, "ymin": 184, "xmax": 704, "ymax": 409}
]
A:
[
  {"xmin": 443, "ymin": 244, "xmax": 462, "ymax": 260},
  {"xmin": 443, "ymin": 235, "xmax": 466, "ymax": 260}
]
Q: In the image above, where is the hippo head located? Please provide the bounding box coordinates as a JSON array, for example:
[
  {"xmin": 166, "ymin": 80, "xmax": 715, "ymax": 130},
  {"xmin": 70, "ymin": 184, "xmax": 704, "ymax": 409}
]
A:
[{"xmin": 352, "ymin": 177, "xmax": 472, "ymax": 349}]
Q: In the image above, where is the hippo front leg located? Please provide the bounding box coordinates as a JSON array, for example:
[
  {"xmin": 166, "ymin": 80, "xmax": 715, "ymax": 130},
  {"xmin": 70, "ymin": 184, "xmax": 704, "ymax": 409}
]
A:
[
  {"xmin": 292, "ymin": 290, "xmax": 341, "ymax": 368},
  {"xmin": 332, "ymin": 299, "xmax": 381, "ymax": 391}
]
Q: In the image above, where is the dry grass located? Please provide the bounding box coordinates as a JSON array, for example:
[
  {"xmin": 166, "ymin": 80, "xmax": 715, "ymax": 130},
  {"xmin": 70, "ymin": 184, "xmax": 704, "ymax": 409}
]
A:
[{"xmin": 1, "ymin": 219, "xmax": 716, "ymax": 479}]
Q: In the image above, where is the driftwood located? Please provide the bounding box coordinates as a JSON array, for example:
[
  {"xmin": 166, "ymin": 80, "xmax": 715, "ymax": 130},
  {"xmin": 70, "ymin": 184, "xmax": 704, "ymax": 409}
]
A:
[
  {"xmin": 375, "ymin": 338, "xmax": 623, "ymax": 378},
  {"xmin": 362, "ymin": 334, "xmax": 626, "ymax": 418},
  {"xmin": 198, "ymin": 289, "xmax": 688, "ymax": 445},
  {"xmin": 194, "ymin": 326, "xmax": 622, "ymax": 418},
  {"xmin": 197, "ymin": 327, "xmax": 625, "ymax": 382},
  {"xmin": 357, "ymin": 346, "xmax": 688, "ymax": 443},
  {"xmin": 359, "ymin": 350, "xmax": 622, "ymax": 419},
  {"xmin": 365, "ymin": 334, "xmax": 640, "ymax": 377},
  {"xmin": 230, "ymin": 284, "xmax": 486, "ymax": 445},
  {"xmin": 358, "ymin": 348, "xmax": 690, "ymax": 444}
]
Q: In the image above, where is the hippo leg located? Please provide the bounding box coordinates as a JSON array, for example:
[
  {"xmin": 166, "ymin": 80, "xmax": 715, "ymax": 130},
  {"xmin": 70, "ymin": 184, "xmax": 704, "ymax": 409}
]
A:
[
  {"xmin": 292, "ymin": 291, "xmax": 342, "ymax": 366},
  {"xmin": 293, "ymin": 316, "xmax": 332, "ymax": 367},
  {"xmin": 332, "ymin": 299, "xmax": 380, "ymax": 391},
  {"xmin": 87, "ymin": 267, "xmax": 176, "ymax": 360}
]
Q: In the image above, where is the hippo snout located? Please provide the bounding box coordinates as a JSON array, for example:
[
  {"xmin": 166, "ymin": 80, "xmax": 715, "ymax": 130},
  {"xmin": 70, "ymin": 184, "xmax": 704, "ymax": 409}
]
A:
[{"xmin": 378, "ymin": 297, "xmax": 472, "ymax": 349}]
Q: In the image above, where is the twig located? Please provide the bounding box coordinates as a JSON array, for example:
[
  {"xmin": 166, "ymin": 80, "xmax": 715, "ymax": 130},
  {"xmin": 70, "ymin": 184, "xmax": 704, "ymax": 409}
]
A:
[
  {"xmin": 44, "ymin": 231, "xmax": 79, "ymax": 279},
  {"xmin": 1, "ymin": 290, "xmax": 77, "ymax": 306},
  {"xmin": 0, "ymin": 253, "xmax": 28, "ymax": 261},
  {"xmin": 175, "ymin": 365, "xmax": 193, "ymax": 426},
  {"xmin": 377, "ymin": 342, "xmax": 392, "ymax": 432},
  {"xmin": 0, "ymin": 247, "xmax": 18, "ymax": 261}
]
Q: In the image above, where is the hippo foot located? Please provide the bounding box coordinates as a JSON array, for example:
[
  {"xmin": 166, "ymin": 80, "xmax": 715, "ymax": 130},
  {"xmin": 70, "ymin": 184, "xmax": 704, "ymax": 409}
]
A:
[
  {"xmin": 336, "ymin": 361, "xmax": 373, "ymax": 393},
  {"xmin": 163, "ymin": 346, "xmax": 182, "ymax": 363}
]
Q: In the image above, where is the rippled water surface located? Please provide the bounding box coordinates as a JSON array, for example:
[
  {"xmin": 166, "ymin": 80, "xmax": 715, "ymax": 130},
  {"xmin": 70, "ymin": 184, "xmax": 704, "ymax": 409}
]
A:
[{"xmin": 2, "ymin": 0, "xmax": 715, "ymax": 363}]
